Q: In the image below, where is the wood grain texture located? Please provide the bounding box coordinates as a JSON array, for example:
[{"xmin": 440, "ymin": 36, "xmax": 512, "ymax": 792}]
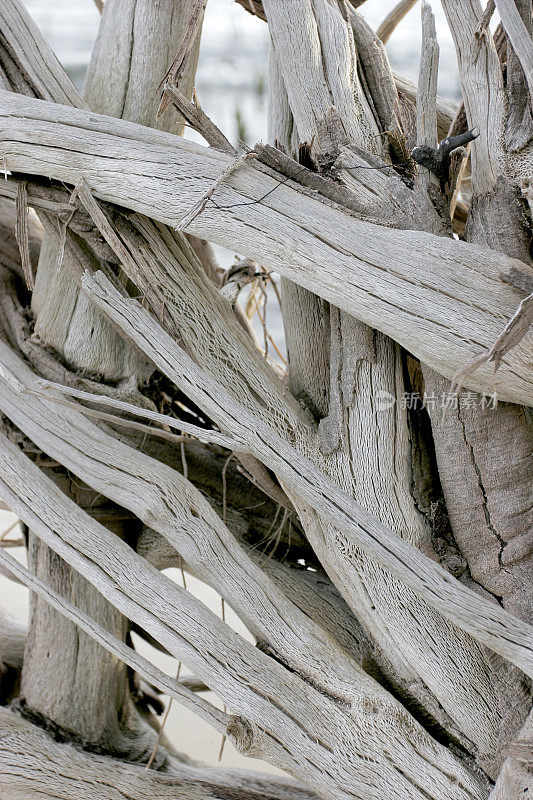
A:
[
  {"xmin": 0, "ymin": 707, "xmax": 321, "ymax": 800},
  {"xmin": 265, "ymin": 2, "xmax": 516, "ymax": 772},
  {"xmin": 0, "ymin": 428, "xmax": 488, "ymax": 800},
  {"xmin": 1, "ymin": 90, "xmax": 532, "ymax": 405},
  {"xmin": 81, "ymin": 269, "xmax": 533, "ymax": 679}
]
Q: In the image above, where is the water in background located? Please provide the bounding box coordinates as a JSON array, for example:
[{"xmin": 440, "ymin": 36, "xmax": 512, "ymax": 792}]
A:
[{"xmin": 4, "ymin": 0, "xmax": 462, "ymax": 773}]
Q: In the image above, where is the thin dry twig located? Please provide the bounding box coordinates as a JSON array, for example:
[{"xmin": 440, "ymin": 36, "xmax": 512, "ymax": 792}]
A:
[
  {"xmin": 452, "ymin": 292, "xmax": 533, "ymax": 394},
  {"xmin": 0, "ymin": 519, "xmax": 19, "ymax": 541},
  {"xmin": 28, "ymin": 379, "xmax": 239, "ymax": 450},
  {"xmin": 0, "ymin": 538, "xmax": 24, "ymax": 548},
  {"xmin": 146, "ymin": 559, "xmax": 187, "ymax": 771},
  {"xmin": 250, "ymin": 290, "xmax": 287, "ymax": 367},
  {"xmin": 157, "ymin": 0, "xmax": 208, "ymax": 117},
  {"xmin": 163, "ymin": 83, "xmax": 236, "ymax": 154},
  {"xmin": 218, "ymin": 594, "xmax": 227, "ymax": 761},
  {"xmin": 14, "ymin": 182, "xmax": 34, "ymax": 290},
  {"xmin": 175, "ymin": 150, "xmax": 257, "ymax": 230}
]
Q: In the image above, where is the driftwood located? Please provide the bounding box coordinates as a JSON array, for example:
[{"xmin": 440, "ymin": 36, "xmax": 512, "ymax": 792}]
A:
[
  {"xmin": 0, "ymin": 91, "xmax": 532, "ymax": 405},
  {"xmin": 0, "ymin": 0, "xmax": 531, "ymax": 797},
  {"xmin": 0, "ymin": 707, "xmax": 321, "ymax": 800}
]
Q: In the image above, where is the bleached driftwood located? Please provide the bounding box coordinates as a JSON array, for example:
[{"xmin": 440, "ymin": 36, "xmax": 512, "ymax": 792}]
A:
[
  {"xmin": 76, "ymin": 270, "xmax": 533, "ymax": 681},
  {"xmin": 0, "ymin": 549, "xmax": 225, "ymax": 731},
  {"xmin": 423, "ymin": 0, "xmax": 533, "ymax": 627},
  {"xmin": 494, "ymin": 0, "xmax": 533, "ymax": 103},
  {"xmin": 0, "ymin": 707, "xmax": 321, "ymax": 800},
  {"xmin": 0, "ymin": 91, "xmax": 532, "ymax": 405},
  {"xmin": 263, "ymin": 1, "xmax": 525, "ymax": 777},
  {"xmin": 9, "ymin": 0, "xmax": 208, "ymax": 762},
  {"xmin": 0, "ymin": 428, "xmax": 489, "ymax": 800},
  {"xmin": 0, "ymin": 1, "xmax": 531, "ymax": 797}
]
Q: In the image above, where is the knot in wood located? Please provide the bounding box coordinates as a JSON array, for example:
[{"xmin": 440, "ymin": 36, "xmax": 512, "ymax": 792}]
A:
[{"xmin": 226, "ymin": 715, "xmax": 258, "ymax": 755}]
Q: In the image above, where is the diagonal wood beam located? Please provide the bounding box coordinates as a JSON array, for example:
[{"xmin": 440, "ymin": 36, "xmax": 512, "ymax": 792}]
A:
[
  {"xmin": 0, "ymin": 90, "xmax": 531, "ymax": 406},
  {"xmin": 82, "ymin": 269, "xmax": 533, "ymax": 678}
]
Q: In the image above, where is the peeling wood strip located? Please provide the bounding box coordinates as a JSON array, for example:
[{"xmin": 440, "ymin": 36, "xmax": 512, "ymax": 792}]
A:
[
  {"xmin": 33, "ymin": 379, "xmax": 239, "ymax": 449},
  {"xmin": 14, "ymin": 182, "xmax": 34, "ymax": 290},
  {"xmin": 157, "ymin": 0, "xmax": 208, "ymax": 117},
  {"xmin": 452, "ymin": 292, "xmax": 533, "ymax": 389}
]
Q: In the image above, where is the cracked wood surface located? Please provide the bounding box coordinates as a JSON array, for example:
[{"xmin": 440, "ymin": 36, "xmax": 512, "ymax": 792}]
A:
[
  {"xmin": 0, "ymin": 427, "xmax": 488, "ymax": 800},
  {"xmin": 263, "ymin": 1, "xmax": 523, "ymax": 776},
  {"xmin": 77, "ymin": 269, "xmax": 533, "ymax": 680},
  {"xmin": 0, "ymin": 91, "xmax": 531, "ymax": 405},
  {"xmin": 424, "ymin": 0, "xmax": 533, "ymax": 625}
]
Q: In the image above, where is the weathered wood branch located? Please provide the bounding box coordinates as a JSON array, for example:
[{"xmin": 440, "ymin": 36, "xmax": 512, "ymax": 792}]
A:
[
  {"xmin": 494, "ymin": 0, "xmax": 533, "ymax": 103},
  {"xmin": 377, "ymin": 0, "xmax": 418, "ymax": 43},
  {"xmin": 0, "ymin": 0, "xmax": 84, "ymax": 107},
  {"xmin": 0, "ymin": 547, "xmax": 226, "ymax": 732},
  {"xmin": 81, "ymin": 269, "xmax": 533, "ymax": 677},
  {"xmin": 0, "ymin": 345, "xmax": 353, "ymax": 705},
  {"xmin": 0, "ymin": 707, "xmax": 321, "ymax": 800},
  {"xmin": 416, "ymin": 2, "xmax": 439, "ymax": 191},
  {"xmin": 0, "ymin": 428, "xmax": 488, "ymax": 799},
  {"xmin": 440, "ymin": 0, "xmax": 506, "ymax": 195},
  {"xmin": 1, "ymin": 92, "xmax": 532, "ymax": 405},
  {"xmin": 263, "ymin": 1, "xmax": 516, "ymax": 775}
]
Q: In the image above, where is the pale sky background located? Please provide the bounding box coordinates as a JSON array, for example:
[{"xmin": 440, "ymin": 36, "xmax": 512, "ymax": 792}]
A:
[{"xmin": 1, "ymin": 0, "xmax": 465, "ymax": 777}]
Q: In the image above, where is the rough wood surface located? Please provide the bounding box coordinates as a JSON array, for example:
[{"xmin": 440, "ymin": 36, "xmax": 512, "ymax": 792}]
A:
[
  {"xmin": 0, "ymin": 0, "xmax": 84, "ymax": 108},
  {"xmin": 0, "ymin": 707, "xmax": 321, "ymax": 800},
  {"xmin": 264, "ymin": 2, "xmax": 519, "ymax": 775},
  {"xmin": 489, "ymin": 709, "xmax": 533, "ymax": 800},
  {"xmin": 1, "ymin": 92, "xmax": 532, "ymax": 405},
  {"xmin": 424, "ymin": 0, "xmax": 533, "ymax": 628},
  {"xmin": 494, "ymin": 0, "xmax": 533, "ymax": 103},
  {"xmin": 0, "ymin": 428, "xmax": 488, "ymax": 800},
  {"xmin": 79, "ymin": 270, "xmax": 533, "ymax": 679},
  {"xmin": 0, "ymin": 548, "xmax": 226, "ymax": 732}
]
